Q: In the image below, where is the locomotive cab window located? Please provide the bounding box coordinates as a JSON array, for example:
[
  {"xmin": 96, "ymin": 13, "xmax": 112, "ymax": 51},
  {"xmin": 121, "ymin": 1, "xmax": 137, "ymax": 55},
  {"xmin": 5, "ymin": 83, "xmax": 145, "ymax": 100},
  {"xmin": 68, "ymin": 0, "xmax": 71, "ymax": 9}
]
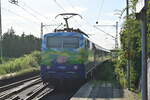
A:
[{"xmin": 47, "ymin": 36, "xmax": 79, "ymax": 48}]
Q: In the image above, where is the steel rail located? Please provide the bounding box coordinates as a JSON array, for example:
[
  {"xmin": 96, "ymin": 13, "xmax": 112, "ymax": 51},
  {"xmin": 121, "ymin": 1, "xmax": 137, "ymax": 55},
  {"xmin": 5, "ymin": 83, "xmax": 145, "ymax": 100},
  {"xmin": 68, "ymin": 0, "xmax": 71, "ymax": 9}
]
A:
[
  {"xmin": 24, "ymin": 84, "xmax": 49, "ymax": 100},
  {"xmin": 0, "ymin": 75, "xmax": 40, "ymax": 92},
  {"xmin": 31, "ymin": 87, "xmax": 54, "ymax": 100},
  {"xmin": 0, "ymin": 78, "xmax": 42, "ymax": 100}
]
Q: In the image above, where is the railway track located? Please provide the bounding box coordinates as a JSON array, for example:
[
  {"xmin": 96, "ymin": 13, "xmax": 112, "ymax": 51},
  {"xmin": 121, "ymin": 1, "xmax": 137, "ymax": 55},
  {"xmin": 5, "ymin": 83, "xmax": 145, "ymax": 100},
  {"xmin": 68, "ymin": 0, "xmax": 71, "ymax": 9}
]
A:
[
  {"xmin": 0, "ymin": 75, "xmax": 55, "ymax": 100},
  {"xmin": 0, "ymin": 75, "xmax": 80, "ymax": 100},
  {"xmin": 0, "ymin": 75, "xmax": 40, "ymax": 93}
]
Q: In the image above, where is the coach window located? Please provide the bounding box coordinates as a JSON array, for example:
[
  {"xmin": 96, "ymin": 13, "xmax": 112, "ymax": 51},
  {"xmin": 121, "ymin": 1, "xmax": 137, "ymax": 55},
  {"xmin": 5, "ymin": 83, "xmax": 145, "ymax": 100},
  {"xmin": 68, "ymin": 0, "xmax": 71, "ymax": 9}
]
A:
[{"xmin": 85, "ymin": 40, "xmax": 90, "ymax": 48}]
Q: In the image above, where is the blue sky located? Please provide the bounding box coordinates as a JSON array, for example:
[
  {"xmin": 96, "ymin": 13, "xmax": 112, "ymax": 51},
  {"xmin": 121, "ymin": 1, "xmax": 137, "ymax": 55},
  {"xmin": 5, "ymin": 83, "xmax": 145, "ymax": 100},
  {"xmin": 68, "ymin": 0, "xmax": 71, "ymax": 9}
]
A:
[{"xmin": 2, "ymin": 0, "xmax": 126, "ymax": 49}]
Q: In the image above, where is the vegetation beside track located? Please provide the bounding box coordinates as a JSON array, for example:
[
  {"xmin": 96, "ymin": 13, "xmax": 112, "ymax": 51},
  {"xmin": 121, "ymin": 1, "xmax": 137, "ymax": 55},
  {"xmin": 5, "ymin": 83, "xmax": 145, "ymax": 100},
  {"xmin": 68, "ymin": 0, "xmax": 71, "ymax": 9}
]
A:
[
  {"xmin": 112, "ymin": 0, "xmax": 150, "ymax": 98},
  {"xmin": 94, "ymin": 60, "xmax": 116, "ymax": 85},
  {"xmin": 93, "ymin": 59, "xmax": 140, "ymax": 99},
  {"xmin": 0, "ymin": 51, "xmax": 41, "ymax": 76},
  {"xmin": 1, "ymin": 27, "xmax": 41, "ymax": 59}
]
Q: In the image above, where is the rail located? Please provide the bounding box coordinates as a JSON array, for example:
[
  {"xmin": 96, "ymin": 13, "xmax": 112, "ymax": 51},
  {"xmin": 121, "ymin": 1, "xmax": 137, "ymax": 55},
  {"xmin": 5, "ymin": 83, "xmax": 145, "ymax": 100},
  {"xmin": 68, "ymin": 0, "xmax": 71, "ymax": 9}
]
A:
[{"xmin": 0, "ymin": 77, "xmax": 41, "ymax": 100}]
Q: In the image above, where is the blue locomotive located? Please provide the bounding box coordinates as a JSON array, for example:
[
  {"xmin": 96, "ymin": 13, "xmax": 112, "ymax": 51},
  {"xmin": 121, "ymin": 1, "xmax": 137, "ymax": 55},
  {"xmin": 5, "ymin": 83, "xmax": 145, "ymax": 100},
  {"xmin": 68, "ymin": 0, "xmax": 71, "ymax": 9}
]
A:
[{"xmin": 40, "ymin": 13, "xmax": 109, "ymax": 87}]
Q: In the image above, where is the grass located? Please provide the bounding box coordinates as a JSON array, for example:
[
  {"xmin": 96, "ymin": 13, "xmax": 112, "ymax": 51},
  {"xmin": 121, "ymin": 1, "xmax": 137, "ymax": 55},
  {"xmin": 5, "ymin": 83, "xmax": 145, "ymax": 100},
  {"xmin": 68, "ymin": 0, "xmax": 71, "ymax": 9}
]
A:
[
  {"xmin": 0, "ymin": 57, "xmax": 15, "ymax": 64},
  {"xmin": 0, "ymin": 51, "xmax": 41, "ymax": 76},
  {"xmin": 137, "ymin": 92, "xmax": 141, "ymax": 100},
  {"xmin": 0, "ymin": 68, "xmax": 39, "ymax": 79}
]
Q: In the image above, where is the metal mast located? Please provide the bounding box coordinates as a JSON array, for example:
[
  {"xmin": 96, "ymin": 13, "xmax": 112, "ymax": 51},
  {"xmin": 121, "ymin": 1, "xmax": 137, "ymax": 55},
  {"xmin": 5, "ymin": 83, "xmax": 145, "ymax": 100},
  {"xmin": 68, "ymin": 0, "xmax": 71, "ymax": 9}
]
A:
[
  {"xmin": 0, "ymin": 0, "xmax": 2, "ymax": 61},
  {"xmin": 126, "ymin": 0, "xmax": 131, "ymax": 89}
]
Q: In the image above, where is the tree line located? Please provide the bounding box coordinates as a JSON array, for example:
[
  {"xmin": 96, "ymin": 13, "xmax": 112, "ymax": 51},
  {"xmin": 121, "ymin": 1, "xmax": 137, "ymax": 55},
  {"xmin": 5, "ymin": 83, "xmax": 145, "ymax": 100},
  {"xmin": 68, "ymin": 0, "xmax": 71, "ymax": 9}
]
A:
[{"xmin": 2, "ymin": 27, "xmax": 41, "ymax": 58}]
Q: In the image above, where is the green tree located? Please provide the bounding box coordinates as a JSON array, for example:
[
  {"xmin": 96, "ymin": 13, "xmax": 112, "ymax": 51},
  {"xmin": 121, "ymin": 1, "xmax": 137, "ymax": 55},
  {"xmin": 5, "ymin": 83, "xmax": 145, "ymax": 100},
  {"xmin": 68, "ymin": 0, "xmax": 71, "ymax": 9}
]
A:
[
  {"xmin": 2, "ymin": 27, "xmax": 41, "ymax": 58},
  {"xmin": 116, "ymin": 0, "xmax": 150, "ymax": 89}
]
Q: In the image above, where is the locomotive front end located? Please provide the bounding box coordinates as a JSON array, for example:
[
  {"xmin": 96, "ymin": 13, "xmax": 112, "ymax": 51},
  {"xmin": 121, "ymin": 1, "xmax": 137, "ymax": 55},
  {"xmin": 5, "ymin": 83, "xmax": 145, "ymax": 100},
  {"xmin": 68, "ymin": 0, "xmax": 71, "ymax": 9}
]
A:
[{"xmin": 40, "ymin": 32, "xmax": 87, "ymax": 87}]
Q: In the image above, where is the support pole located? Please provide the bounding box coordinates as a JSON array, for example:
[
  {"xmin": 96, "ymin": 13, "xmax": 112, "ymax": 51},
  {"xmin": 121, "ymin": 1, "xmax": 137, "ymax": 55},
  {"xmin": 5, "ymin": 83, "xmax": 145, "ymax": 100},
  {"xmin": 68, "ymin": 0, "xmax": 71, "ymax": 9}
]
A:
[
  {"xmin": 126, "ymin": 0, "xmax": 130, "ymax": 89},
  {"xmin": 115, "ymin": 21, "xmax": 118, "ymax": 49},
  {"xmin": 0, "ymin": 0, "xmax": 2, "ymax": 61},
  {"xmin": 140, "ymin": 9, "xmax": 148, "ymax": 100},
  {"xmin": 41, "ymin": 22, "xmax": 43, "ymax": 39}
]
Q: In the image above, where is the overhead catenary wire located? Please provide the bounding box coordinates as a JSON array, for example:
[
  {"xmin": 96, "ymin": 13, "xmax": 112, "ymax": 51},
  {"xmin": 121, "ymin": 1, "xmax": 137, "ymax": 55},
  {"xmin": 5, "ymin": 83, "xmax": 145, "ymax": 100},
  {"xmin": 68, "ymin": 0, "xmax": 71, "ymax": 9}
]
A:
[
  {"xmin": 9, "ymin": 1, "xmax": 42, "ymax": 22},
  {"xmin": 2, "ymin": 7, "xmax": 39, "ymax": 25},
  {"xmin": 64, "ymin": 0, "xmax": 117, "ymax": 49},
  {"xmin": 93, "ymin": 25, "xmax": 115, "ymax": 39},
  {"xmin": 53, "ymin": 0, "xmax": 116, "ymax": 40},
  {"xmin": 63, "ymin": 0, "xmax": 75, "ymax": 10},
  {"xmin": 97, "ymin": 0, "xmax": 105, "ymax": 21},
  {"xmin": 20, "ymin": 1, "xmax": 49, "ymax": 21},
  {"xmin": 17, "ymin": 5, "xmax": 42, "ymax": 21},
  {"xmin": 10, "ymin": 0, "xmax": 58, "ymax": 25},
  {"xmin": 2, "ymin": 7, "xmax": 40, "ymax": 34},
  {"xmin": 53, "ymin": 0, "xmax": 88, "ymax": 33},
  {"xmin": 60, "ymin": 0, "xmax": 115, "ymax": 38},
  {"xmin": 15, "ymin": 0, "xmax": 60, "ymax": 28},
  {"xmin": 81, "ymin": 18, "xmax": 116, "ymax": 39},
  {"xmin": 53, "ymin": 0, "xmax": 66, "ymax": 12}
]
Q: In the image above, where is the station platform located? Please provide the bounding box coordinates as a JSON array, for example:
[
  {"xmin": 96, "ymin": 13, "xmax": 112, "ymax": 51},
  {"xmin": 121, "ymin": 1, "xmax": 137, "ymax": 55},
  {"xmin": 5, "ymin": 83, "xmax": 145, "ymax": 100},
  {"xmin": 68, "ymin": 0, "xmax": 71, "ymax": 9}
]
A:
[{"xmin": 71, "ymin": 82, "xmax": 137, "ymax": 100}]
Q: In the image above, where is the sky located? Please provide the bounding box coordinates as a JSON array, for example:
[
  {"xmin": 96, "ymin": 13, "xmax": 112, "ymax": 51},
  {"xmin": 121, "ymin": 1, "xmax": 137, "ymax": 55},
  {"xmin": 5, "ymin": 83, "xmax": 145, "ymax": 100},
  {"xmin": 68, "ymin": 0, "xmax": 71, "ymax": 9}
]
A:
[{"xmin": 1, "ymin": 0, "xmax": 126, "ymax": 50}]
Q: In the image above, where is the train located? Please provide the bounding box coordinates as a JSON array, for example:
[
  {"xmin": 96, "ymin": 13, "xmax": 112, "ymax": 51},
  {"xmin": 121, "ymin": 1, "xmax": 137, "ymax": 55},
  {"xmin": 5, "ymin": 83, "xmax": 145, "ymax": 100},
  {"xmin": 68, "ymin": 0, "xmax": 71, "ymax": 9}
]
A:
[{"xmin": 40, "ymin": 13, "xmax": 110, "ymax": 88}]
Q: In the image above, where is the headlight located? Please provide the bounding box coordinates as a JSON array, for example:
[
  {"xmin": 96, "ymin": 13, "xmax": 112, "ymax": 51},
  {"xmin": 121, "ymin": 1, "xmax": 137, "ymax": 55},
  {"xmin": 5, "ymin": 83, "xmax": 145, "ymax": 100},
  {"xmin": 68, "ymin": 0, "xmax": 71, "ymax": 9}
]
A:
[{"xmin": 74, "ymin": 65, "xmax": 78, "ymax": 70}]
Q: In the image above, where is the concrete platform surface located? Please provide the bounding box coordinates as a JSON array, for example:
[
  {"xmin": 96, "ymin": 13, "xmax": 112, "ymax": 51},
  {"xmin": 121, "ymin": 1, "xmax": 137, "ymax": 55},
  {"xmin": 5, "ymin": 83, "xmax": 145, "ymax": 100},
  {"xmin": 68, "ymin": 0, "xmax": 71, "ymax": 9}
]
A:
[{"xmin": 71, "ymin": 82, "xmax": 136, "ymax": 100}]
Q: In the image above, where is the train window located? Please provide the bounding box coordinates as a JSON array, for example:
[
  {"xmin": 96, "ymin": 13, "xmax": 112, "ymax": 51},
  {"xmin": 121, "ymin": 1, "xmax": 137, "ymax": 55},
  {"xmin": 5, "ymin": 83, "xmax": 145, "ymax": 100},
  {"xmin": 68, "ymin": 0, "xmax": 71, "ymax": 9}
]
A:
[
  {"xmin": 85, "ymin": 40, "xmax": 90, "ymax": 48},
  {"xmin": 63, "ymin": 37, "xmax": 79, "ymax": 48},
  {"xmin": 87, "ymin": 40, "xmax": 90, "ymax": 48},
  {"xmin": 47, "ymin": 37, "xmax": 62, "ymax": 48},
  {"xmin": 46, "ymin": 36, "xmax": 79, "ymax": 48}
]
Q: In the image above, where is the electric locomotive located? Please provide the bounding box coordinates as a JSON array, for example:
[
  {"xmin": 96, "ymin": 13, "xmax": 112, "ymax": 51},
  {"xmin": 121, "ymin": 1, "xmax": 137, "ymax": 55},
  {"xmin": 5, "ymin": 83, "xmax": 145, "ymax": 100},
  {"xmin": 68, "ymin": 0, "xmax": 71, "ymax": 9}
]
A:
[{"xmin": 40, "ymin": 13, "xmax": 109, "ymax": 87}]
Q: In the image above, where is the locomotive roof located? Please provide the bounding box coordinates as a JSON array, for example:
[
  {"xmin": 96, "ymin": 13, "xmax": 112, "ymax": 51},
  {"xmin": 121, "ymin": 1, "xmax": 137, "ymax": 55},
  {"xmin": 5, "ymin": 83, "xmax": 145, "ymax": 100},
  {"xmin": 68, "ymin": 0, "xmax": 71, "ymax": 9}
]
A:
[{"xmin": 44, "ymin": 31, "xmax": 88, "ymax": 38}]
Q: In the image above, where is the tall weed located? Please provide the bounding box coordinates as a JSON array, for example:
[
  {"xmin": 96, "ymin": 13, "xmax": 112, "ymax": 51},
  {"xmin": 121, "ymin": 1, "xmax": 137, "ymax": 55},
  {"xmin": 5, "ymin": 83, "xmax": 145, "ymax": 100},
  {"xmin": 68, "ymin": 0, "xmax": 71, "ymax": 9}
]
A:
[{"xmin": 0, "ymin": 51, "xmax": 41, "ymax": 75}]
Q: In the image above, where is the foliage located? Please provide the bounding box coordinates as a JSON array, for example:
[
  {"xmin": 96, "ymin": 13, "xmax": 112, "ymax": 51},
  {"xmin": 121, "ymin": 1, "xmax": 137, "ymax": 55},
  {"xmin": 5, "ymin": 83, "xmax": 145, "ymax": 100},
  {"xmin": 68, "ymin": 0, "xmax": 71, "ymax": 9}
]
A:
[
  {"xmin": 95, "ymin": 60, "xmax": 116, "ymax": 84},
  {"xmin": 0, "ymin": 51, "xmax": 41, "ymax": 75},
  {"xmin": 116, "ymin": 0, "xmax": 150, "ymax": 90},
  {"xmin": 2, "ymin": 27, "xmax": 41, "ymax": 58},
  {"xmin": 114, "ymin": 51, "xmax": 127, "ymax": 88}
]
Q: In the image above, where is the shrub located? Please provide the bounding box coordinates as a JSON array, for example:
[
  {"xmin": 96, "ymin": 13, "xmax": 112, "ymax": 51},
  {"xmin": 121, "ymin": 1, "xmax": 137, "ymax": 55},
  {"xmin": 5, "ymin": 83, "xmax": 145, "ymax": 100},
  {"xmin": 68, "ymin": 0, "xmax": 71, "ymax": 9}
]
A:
[
  {"xmin": 0, "ymin": 51, "xmax": 41, "ymax": 75},
  {"xmin": 114, "ymin": 50, "xmax": 128, "ymax": 88}
]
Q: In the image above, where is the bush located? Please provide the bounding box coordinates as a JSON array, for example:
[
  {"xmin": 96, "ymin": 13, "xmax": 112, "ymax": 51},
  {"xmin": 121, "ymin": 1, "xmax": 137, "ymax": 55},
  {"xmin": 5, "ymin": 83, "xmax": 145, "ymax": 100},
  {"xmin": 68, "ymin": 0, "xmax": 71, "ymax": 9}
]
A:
[
  {"xmin": 114, "ymin": 50, "xmax": 128, "ymax": 88},
  {"xmin": 0, "ymin": 51, "xmax": 41, "ymax": 75}
]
